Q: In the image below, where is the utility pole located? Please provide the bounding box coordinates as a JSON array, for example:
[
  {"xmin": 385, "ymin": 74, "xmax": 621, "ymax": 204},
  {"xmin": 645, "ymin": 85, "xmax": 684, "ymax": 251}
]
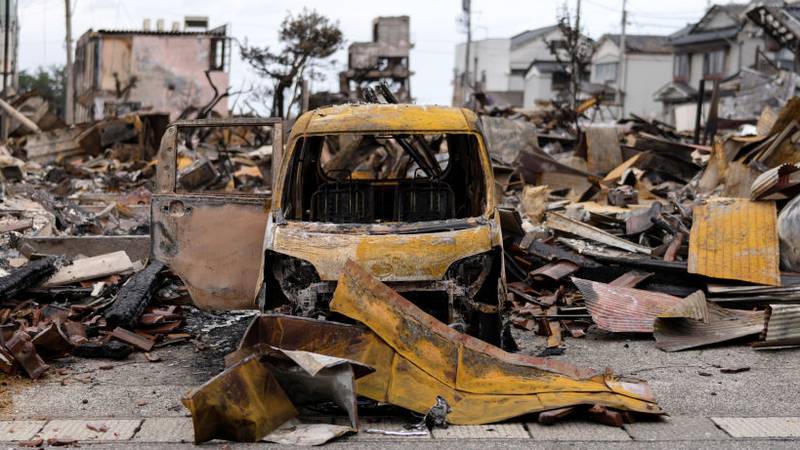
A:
[
  {"xmin": 3, "ymin": 0, "xmax": 9, "ymax": 95},
  {"xmin": 65, "ymin": 0, "xmax": 74, "ymax": 124},
  {"xmin": 618, "ymin": 0, "xmax": 628, "ymax": 117},
  {"xmin": 462, "ymin": 0, "xmax": 471, "ymax": 107},
  {"xmin": 2, "ymin": 0, "xmax": 11, "ymax": 140},
  {"xmin": 572, "ymin": 0, "xmax": 581, "ymax": 112}
]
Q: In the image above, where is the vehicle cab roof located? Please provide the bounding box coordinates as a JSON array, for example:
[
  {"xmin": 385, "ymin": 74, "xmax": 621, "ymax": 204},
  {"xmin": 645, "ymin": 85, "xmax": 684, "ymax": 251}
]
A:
[{"xmin": 290, "ymin": 104, "xmax": 481, "ymax": 136}]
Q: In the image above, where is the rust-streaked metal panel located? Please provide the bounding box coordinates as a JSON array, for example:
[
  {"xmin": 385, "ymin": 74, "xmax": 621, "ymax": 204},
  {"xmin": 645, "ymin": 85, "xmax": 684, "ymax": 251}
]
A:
[
  {"xmin": 572, "ymin": 277, "xmax": 683, "ymax": 333},
  {"xmin": 271, "ymin": 223, "xmax": 494, "ymax": 281},
  {"xmin": 755, "ymin": 304, "xmax": 800, "ymax": 348},
  {"xmin": 152, "ymin": 194, "xmax": 270, "ymax": 310},
  {"xmin": 653, "ymin": 303, "xmax": 765, "ymax": 352},
  {"xmin": 688, "ymin": 198, "xmax": 780, "ymax": 286},
  {"xmin": 182, "ymin": 355, "xmax": 298, "ymax": 443},
  {"xmin": 236, "ymin": 313, "xmax": 662, "ymax": 425},
  {"xmin": 325, "ymin": 262, "xmax": 662, "ymax": 422},
  {"xmin": 658, "ymin": 290, "xmax": 710, "ymax": 323}
]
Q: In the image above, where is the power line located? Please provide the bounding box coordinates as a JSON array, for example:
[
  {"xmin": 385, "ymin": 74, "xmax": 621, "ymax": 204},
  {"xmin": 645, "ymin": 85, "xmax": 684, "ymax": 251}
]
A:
[{"xmin": 583, "ymin": 0, "xmax": 620, "ymax": 13}]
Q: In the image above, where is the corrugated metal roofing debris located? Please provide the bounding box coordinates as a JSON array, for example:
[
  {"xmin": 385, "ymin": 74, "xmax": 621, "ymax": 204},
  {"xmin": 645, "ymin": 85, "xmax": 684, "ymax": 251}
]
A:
[
  {"xmin": 571, "ymin": 277, "xmax": 684, "ymax": 333},
  {"xmin": 753, "ymin": 304, "xmax": 800, "ymax": 349},
  {"xmin": 688, "ymin": 198, "xmax": 781, "ymax": 286},
  {"xmin": 653, "ymin": 302, "xmax": 765, "ymax": 352},
  {"xmin": 750, "ymin": 163, "xmax": 800, "ymax": 200}
]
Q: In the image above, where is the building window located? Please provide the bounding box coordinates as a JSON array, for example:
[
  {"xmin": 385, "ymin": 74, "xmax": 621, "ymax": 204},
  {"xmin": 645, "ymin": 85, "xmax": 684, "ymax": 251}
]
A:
[
  {"xmin": 551, "ymin": 71, "xmax": 569, "ymax": 92},
  {"xmin": 673, "ymin": 53, "xmax": 690, "ymax": 82},
  {"xmin": 703, "ymin": 49, "xmax": 726, "ymax": 79},
  {"xmin": 595, "ymin": 62, "xmax": 618, "ymax": 84},
  {"xmin": 210, "ymin": 38, "xmax": 226, "ymax": 71}
]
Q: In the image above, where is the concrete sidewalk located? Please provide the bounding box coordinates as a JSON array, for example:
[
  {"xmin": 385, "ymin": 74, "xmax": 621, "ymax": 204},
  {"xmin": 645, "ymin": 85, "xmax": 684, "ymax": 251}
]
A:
[{"xmin": 2, "ymin": 416, "xmax": 800, "ymax": 447}]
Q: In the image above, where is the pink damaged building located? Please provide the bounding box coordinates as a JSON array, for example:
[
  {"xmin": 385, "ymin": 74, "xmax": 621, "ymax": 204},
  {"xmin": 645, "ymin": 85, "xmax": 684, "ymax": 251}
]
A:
[{"xmin": 71, "ymin": 17, "xmax": 230, "ymax": 122}]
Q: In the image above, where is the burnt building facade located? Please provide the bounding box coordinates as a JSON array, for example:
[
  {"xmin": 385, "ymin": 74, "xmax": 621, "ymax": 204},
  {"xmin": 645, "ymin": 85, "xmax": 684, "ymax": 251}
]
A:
[
  {"xmin": 72, "ymin": 17, "xmax": 231, "ymax": 122},
  {"xmin": 339, "ymin": 16, "xmax": 413, "ymax": 102}
]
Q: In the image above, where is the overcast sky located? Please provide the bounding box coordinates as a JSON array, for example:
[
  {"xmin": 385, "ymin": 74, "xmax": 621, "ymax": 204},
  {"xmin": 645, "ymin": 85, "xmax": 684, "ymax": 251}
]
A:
[{"xmin": 18, "ymin": 0, "xmax": 714, "ymax": 109}]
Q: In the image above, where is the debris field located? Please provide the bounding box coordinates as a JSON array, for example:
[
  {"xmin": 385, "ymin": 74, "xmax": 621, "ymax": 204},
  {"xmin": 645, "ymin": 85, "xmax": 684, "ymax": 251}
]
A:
[{"xmin": 2, "ymin": 84, "xmax": 800, "ymax": 445}]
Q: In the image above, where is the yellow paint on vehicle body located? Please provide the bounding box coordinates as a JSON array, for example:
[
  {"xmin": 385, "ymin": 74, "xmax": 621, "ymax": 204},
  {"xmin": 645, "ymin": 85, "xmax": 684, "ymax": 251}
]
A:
[{"xmin": 271, "ymin": 223, "xmax": 495, "ymax": 281}]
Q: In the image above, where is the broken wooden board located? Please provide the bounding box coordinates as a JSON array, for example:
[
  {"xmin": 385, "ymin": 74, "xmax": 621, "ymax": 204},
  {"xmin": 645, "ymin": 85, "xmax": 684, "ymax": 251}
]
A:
[
  {"xmin": 688, "ymin": 198, "xmax": 780, "ymax": 286},
  {"xmin": 20, "ymin": 235, "xmax": 151, "ymax": 262},
  {"xmin": 603, "ymin": 153, "xmax": 643, "ymax": 183},
  {"xmin": 43, "ymin": 251, "xmax": 134, "ymax": 287},
  {"xmin": 546, "ymin": 212, "xmax": 652, "ymax": 255},
  {"xmin": 585, "ymin": 125, "xmax": 622, "ymax": 175},
  {"xmin": 23, "ymin": 126, "xmax": 85, "ymax": 162}
]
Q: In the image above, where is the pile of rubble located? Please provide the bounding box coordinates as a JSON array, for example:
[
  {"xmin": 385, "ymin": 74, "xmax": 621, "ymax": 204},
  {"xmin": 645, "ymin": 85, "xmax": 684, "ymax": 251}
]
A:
[
  {"xmin": 0, "ymin": 91, "xmax": 275, "ymax": 383},
  {"xmin": 3, "ymin": 83, "xmax": 800, "ymax": 445},
  {"xmin": 487, "ymin": 96, "xmax": 800, "ymax": 355}
]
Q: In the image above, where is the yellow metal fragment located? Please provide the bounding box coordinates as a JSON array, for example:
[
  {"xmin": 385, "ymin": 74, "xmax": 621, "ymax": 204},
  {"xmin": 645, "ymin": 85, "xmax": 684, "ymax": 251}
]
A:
[
  {"xmin": 182, "ymin": 355, "xmax": 298, "ymax": 443},
  {"xmin": 688, "ymin": 198, "xmax": 780, "ymax": 286},
  {"xmin": 327, "ymin": 261, "xmax": 662, "ymax": 423}
]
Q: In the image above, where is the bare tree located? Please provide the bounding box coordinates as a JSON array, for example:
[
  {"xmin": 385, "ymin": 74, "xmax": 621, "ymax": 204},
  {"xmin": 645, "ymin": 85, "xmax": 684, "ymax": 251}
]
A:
[
  {"xmin": 240, "ymin": 9, "xmax": 343, "ymax": 118},
  {"xmin": 548, "ymin": 4, "xmax": 594, "ymax": 131}
]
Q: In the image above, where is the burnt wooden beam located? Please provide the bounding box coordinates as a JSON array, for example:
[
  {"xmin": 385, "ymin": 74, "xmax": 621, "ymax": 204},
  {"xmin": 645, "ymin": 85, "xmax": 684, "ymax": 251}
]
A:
[{"xmin": 104, "ymin": 261, "xmax": 165, "ymax": 328}]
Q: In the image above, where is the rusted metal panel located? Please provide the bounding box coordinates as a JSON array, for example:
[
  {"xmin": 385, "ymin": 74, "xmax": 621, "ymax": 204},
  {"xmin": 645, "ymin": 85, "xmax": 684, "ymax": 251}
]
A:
[
  {"xmin": 270, "ymin": 222, "xmax": 495, "ymax": 281},
  {"xmin": 688, "ymin": 198, "xmax": 780, "ymax": 286},
  {"xmin": 755, "ymin": 304, "xmax": 800, "ymax": 348},
  {"xmin": 182, "ymin": 355, "xmax": 298, "ymax": 443},
  {"xmin": 152, "ymin": 194, "xmax": 270, "ymax": 310},
  {"xmin": 653, "ymin": 303, "xmax": 765, "ymax": 352},
  {"xmin": 530, "ymin": 260, "xmax": 579, "ymax": 282},
  {"xmin": 658, "ymin": 290, "xmax": 710, "ymax": 323},
  {"xmin": 235, "ymin": 310, "xmax": 662, "ymax": 426},
  {"xmin": 325, "ymin": 262, "xmax": 662, "ymax": 422},
  {"xmin": 572, "ymin": 277, "xmax": 683, "ymax": 333}
]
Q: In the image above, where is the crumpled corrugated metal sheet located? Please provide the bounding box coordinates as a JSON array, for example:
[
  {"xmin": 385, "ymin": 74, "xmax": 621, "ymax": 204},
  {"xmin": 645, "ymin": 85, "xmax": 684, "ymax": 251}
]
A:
[
  {"xmin": 750, "ymin": 163, "xmax": 800, "ymax": 200},
  {"xmin": 658, "ymin": 290, "xmax": 710, "ymax": 323},
  {"xmin": 756, "ymin": 304, "xmax": 800, "ymax": 348},
  {"xmin": 653, "ymin": 303, "xmax": 765, "ymax": 352},
  {"xmin": 572, "ymin": 277, "xmax": 685, "ymax": 333},
  {"xmin": 688, "ymin": 198, "xmax": 781, "ymax": 286}
]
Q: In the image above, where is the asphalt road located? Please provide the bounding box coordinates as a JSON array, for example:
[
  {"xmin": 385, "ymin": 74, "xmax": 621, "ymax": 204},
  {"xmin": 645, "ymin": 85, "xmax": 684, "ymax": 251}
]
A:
[{"xmin": 2, "ymin": 310, "xmax": 799, "ymax": 448}]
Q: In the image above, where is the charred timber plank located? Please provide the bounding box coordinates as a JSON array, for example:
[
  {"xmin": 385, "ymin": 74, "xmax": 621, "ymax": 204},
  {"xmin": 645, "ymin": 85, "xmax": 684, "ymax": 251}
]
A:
[
  {"xmin": 104, "ymin": 261, "xmax": 165, "ymax": 328},
  {"xmin": 0, "ymin": 256, "xmax": 59, "ymax": 300}
]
